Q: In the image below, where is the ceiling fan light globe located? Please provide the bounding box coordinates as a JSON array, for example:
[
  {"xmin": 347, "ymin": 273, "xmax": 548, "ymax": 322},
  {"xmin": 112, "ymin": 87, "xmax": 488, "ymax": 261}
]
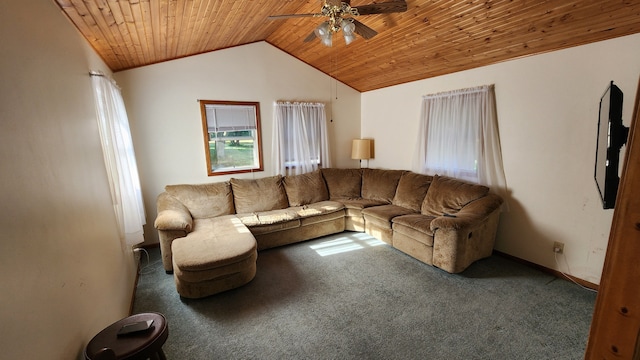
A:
[
  {"xmin": 314, "ymin": 22, "xmax": 331, "ymax": 37},
  {"xmin": 321, "ymin": 35, "xmax": 333, "ymax": 47},
  {"xmin": 342, "ymin": 21, "xmax": 355, "ymax": 35},
  {"xmin": 344, "ymin": 33, "xmax": 356, "ymax": 45}
]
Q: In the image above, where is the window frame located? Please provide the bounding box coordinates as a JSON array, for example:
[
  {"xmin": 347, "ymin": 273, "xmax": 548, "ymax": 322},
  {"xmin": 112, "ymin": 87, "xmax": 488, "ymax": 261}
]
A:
[{"xmin": 199, "ymin": 100, "xmax": 264, "ymax": 176}]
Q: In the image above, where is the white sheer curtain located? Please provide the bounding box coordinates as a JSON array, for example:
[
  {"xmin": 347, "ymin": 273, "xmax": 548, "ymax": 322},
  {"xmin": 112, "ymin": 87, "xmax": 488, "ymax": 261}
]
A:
[
  {"xmin": 91, "ymin": 72, "xmax": 146, "ymax": 246},
  {"xmin": 273, "ymin": 102, "xmax": 331, "ymax": 176},
  {"xmin": 413, "ymin": 84, "xmax": 508, "ymax": 201}
]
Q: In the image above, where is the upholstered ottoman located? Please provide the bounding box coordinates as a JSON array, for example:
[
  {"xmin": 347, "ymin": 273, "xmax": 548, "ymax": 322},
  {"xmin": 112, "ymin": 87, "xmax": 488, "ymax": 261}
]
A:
[{"xmin": 171, "ymin": 216, "xmax": 257, "ymax": 299}]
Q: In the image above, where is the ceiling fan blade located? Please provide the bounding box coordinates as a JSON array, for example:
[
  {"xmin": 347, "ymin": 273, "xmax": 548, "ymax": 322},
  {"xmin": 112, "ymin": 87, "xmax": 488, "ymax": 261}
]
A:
[
  {"xmin": 303, "ymin": 31, "xmax": 317, "ymax": 42},
  {"xmin": 268, "ymin": 13, "xmax": 323, "ymax": 20},
  {"xmin": 352, "ymin": 19, "xmax": 378, "ymax": 40},
  {"xmin": 353, "ymin": 0, "xmax": 407, "ymax": 15}
]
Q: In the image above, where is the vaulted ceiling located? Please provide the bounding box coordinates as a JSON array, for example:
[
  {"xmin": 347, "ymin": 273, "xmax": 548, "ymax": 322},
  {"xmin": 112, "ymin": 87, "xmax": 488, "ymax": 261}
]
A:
[{"xmin": 54, "ymin": 0, "xmax": 640, "ymax": 92}]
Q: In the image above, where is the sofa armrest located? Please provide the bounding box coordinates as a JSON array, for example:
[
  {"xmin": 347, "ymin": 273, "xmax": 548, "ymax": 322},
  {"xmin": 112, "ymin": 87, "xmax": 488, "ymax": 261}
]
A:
[
  {"xmin": 155, "ymin": 192, "xmax": 193, "ymax": 272},
  {"xmin": 430, "ymin": 193, "xmax": 503, "ymax": 232},
  {"xmin": 430, "ymin": 194, "xmax": 503, "ymax": 273},
  {"xmin": 154, "ymin": 192, "xmax": 193, "ymax": 232}
]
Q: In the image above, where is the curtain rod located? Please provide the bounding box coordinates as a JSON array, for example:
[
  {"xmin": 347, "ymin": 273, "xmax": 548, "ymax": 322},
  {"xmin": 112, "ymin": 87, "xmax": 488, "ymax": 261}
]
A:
[{"xmin": 89, "ymin": 71, "xmax": 105, "ymax": 77}]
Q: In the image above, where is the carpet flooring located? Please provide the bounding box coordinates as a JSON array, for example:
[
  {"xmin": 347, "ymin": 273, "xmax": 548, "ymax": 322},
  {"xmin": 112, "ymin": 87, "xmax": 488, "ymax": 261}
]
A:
[{"xmin": 133, "ymin": 232, "xmax": 597, "ymax": 359}]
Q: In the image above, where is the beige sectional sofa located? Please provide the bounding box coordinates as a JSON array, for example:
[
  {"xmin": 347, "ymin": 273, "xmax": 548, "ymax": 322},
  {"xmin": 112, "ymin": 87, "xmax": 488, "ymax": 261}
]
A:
[{"xmin": 154, "ymin": 168, "xmax": 503, "ymax": 298}]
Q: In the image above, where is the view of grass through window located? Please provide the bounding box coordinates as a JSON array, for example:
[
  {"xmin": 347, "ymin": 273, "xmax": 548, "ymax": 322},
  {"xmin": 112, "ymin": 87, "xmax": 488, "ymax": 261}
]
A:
[{"xmin": 209, "ymin": 131, "xmax": 255, "ymax": 170}]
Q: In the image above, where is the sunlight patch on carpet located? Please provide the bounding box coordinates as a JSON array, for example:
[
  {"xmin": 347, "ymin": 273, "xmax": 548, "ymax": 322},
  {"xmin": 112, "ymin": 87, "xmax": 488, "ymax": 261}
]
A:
[{"xmin": 310, "ymin": 233, "xmax": 385, "ymax": 256}]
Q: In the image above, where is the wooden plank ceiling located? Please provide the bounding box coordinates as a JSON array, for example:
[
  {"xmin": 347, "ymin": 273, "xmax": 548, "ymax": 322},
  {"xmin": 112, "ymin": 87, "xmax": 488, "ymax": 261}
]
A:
[{"xmin": 53, "ymin": 0, "xmax": 640, "ymax": 92}]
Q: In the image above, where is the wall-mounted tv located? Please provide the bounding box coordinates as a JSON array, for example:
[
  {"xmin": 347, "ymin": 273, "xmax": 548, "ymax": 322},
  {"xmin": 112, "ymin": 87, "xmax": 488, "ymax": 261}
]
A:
[{"xmin": 594, "ymin": 81, "xmax": 628, "ymax": 209}]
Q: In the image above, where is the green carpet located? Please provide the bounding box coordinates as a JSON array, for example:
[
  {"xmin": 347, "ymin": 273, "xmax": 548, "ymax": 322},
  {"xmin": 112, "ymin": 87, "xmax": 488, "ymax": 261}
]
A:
[{"xmin": 133, "ymin": 232, "xmax": 596, "ymax": 359}]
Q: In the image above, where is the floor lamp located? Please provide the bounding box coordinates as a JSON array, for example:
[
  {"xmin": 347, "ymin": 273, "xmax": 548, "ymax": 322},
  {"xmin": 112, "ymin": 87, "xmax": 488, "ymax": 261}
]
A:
[{"xmin": 351, "ymin": 139, "xmax": 373, "ymax": 168}]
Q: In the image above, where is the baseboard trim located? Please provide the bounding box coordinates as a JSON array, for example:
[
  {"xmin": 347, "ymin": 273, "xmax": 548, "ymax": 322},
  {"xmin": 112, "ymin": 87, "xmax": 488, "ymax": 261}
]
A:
[
  {"xmin": 493, "ymin": 250, "xmax": 599, "ymax": 291},
  {"xmin": 126, "ymin": 245, "xmax": 599, "ymax": 312}
]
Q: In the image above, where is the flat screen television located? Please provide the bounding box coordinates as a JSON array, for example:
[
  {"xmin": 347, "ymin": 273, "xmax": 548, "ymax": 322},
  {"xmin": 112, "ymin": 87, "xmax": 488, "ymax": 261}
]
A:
[{"xmin": 594, "ymin": 81, "xmax": 628, "ymax": 209}]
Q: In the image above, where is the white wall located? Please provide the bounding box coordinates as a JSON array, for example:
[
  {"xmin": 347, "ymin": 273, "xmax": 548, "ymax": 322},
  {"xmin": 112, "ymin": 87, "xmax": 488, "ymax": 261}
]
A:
[
  {"xmin": 0, "ymin": 1, "xmax": 139, "ymax": 359},
  {"xmin": 115, "ymin": 42, "xmax": 361, "ymax": 245},
  {"xmin": 362, "ymin": 33, "xmax": 640, "ymax": 284}
]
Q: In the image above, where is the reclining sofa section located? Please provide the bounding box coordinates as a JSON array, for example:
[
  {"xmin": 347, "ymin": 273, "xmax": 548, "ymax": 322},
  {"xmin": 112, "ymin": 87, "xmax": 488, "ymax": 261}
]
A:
[{"xmin": 154, "ymin": 168, "xmax": 503, "ymax": 298}]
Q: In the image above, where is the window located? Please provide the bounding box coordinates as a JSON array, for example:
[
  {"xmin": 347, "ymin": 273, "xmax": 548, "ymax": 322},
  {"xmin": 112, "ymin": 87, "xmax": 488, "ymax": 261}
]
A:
[
  {"xmin": 199, "ymin": 100, "xmax": 263, "ymax": 176},
  {"xmin": 414, "ymin": 85, "xmax": 508, "ymax": 200},
  {"xmin": 272, "ymin": 102, "xmax": 331, "ymax": 176}
]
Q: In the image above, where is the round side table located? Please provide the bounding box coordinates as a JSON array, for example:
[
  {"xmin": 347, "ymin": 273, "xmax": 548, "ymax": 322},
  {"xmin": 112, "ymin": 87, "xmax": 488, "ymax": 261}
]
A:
[{"xmin": 84, "ymin": 312, "xmax": 169, "ymax": 360}]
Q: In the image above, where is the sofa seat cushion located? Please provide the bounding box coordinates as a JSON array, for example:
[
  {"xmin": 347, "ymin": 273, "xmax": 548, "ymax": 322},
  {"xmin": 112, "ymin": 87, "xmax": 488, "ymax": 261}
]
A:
[
  {"xmin": 300, "ymin": 210, "xmax": 345, "ymax": 226},
  {"xmin": 246, "ymin": 219, "xmax": 301, "ymax": 236},
  {"xmin": 165, "ymin": 181, "xmax": 234, "ymax": 219},
  {"xmin": 421, "ymin": 175, "xmax": 490, "ymax": 216},
  {"xmin": 392, "ymin": 214, "xmax": 436, "ymax": 246},
  {"xmin": 321, "ymin": 168, "xmax": 363, "ymax": 199},
  {"xmin": 362, "ymin": 205, "xmax": 417, "ymax": 229},
  {"xmin": 172, "ymin": 216, "xmax": 256, "ymax": 273},
  {"xmin": 283, "ymin": 170, "xmax": 329, "ymax": 206},
  {"xmin": 362, "ymin": 169, "xmax": 404, "ymax": 203},
  {"xmin": 231, "ymin": 175, "xmax": 289, "ymax": 214},
  {"xmin": 392, "ymin": 172, "xmax": 433, "ymax": 212},
  {"xmin": 292, "ymin": 201, "xmax": 345, "ymax": 217},
  {"xmin": 338, "ymin": 198, "xmax": 387, "ymax": 210},
  {"xmin": 236, "ymin": 208, "xmax": 301, "ymax": 227}
]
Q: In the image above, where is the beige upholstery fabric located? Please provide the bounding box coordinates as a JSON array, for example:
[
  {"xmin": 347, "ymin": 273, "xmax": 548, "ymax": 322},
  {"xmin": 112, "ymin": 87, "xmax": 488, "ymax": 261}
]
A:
[
  {"xmin": 293, "ymin": 201, "xmax": 344, "ymax": 217},
  {"xmin": 321, "ymin": 168, "xmax": 362, "ymax": 199},
  {"xmin": 336, "ymin": 198, "xmax": 387, "ymax": 210},
  {"xmin": 432, "ymin": 209, "xmax": 502, "ymax": 273},
  {"xmin": 246, "ymin": 220, "xmax": 301, "ymax": 236},
  {"xmin": 283, "ymin": 170, "xmax": 329, "ymax": 206},
  {"xmin": 362, "ymin": 204, "xmax": 416, "ymax": 243},
  {"xmin": 165, "ymin": 181, "xmax": 234, "ymax": 219},
  {"xmin": 230, "ymin": 175, "xmax": 289, "ymax": 213},
  {"xmin": 392, "ymin": 172, "xmax": 433, "ymax": 212},
  {"xmin": 430, "ymin": 193, "xmax": 504, "ymax": 232},
  {"xmin": 392, "ymin": 232, "xmax": 434, "ymax": 265},
  {"xmin": 255, "ymin": 217, "xmax": 345, "ymax": 250},
  {"xmin": 155, "ymin": 192, "xmax": 193, "ymax": 231},
  {"xmin": 392, "ymin": 214, "xmax": 436, "ymax": 239},
  {"xmin": 361, "ymin": 169, "xmax": 404, "ymax": 203},
  {"xmin": 172, "ymin": 216, "xmax": 256, "ymax": 271},
  {"xmin": 339, "ymin": 198, "xmax": 387, "ymax": 232},
  {"xmin": 174, "ymin": 258, "xmax": 257, "ymax": 299},
  {"xmin": 156, "ymin": 168, "xmax": 505, "ymax": 289},
  {"xmin": 362, "ymin": 204, "xmax": 416, "ymax": 225},
  {"xmin": 421, "ymin": 175, "xmax": 489, "ymax": 216},
  {"xmin": 171, "ymin": 216, "xmax": 258, "ymax": 298},
  {"xmin": 257, "ymin": 208, "xmax": 300, "ymax": 225}
]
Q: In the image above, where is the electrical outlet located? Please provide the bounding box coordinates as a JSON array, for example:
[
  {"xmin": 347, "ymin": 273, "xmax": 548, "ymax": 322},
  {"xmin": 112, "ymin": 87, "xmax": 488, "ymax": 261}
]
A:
[
  {"xmin": 133, "ymin": 247, "xmax": 142, "ymax": 261},
  {"xmin": 553, "ymin": 241, "xmax": 564, "ymax": 254}
]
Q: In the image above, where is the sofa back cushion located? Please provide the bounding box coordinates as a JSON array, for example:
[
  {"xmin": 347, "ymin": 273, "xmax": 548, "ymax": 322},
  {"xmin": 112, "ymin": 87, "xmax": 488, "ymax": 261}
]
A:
[
  {"xmin": 321, "ymin": 168, "xmax": 362, "ymax": 199},
  {"xmin": 164, "ymin": 181, "xmax": 234, "ymax": 219},
  {"xmin": 362, "ymin": 169, "xmax": 405, "ymax": 203},
  {"xmin": 230, "ymin": 175, "xmax": 289, "ymax": 213},
  {"xmin": 283, "ymin": 170, "xmax": 329, "ymax": 206},
  {"xmin": 421, "ymin": 175, "xmax": 489, "ymax": 216},
  {"xmin": 392, "ymin": 172, "xmax": 433, "ymax": 212}
]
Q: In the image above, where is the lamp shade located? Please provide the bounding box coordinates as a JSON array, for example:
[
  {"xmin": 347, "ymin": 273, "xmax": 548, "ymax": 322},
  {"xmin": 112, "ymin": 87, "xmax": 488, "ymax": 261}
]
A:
[{"xmin": 351, "ymin": 139, "xmax": 372, "ymax": 160}]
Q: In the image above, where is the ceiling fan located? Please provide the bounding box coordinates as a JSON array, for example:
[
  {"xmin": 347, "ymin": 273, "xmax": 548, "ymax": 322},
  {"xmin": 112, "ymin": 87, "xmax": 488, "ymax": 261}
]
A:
[{"xmin": 268, "ymin": 0, "xmax": 408, "ymax": 47}]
